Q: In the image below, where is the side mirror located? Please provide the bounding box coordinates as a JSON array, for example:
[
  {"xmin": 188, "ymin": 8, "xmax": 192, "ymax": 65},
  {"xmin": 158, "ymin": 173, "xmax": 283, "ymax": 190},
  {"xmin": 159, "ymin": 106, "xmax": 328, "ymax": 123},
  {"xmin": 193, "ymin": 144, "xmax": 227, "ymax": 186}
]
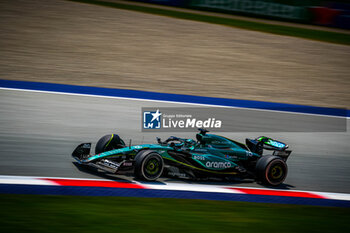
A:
[{"xmin": 198, "ymin": 128, "xmax": 209, "ymax": 135}]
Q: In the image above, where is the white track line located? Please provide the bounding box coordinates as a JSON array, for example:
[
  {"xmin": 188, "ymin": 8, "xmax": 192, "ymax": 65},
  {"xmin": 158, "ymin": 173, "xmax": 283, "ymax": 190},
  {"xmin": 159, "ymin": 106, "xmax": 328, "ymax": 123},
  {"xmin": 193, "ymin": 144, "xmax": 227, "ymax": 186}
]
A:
[
  {"xmin": 0, "ymin": 175, "xmax": 57, "ymax": 186},
  {"xmin": 143, "ymin": 183, "xmax": 245, "ymax": 194},
  {"xmin": 0, "ymin": 87, "xmax": 348, "ymax": 119}
]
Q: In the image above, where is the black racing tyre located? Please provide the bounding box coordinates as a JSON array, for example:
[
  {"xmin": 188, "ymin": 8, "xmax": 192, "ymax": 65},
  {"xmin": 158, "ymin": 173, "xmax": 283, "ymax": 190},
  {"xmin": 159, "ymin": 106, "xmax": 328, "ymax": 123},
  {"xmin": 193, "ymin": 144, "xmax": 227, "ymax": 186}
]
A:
[
  {"xmin": 95, "ymin": 134, "xmax": 125, "ymax": 154},
  {"xmin": 134, "ymin": 150, "xmax": 164, "ymax": 181},
  {"xmin": 256, "ymin": 155, "xmax": 287, "ymax": 186}
]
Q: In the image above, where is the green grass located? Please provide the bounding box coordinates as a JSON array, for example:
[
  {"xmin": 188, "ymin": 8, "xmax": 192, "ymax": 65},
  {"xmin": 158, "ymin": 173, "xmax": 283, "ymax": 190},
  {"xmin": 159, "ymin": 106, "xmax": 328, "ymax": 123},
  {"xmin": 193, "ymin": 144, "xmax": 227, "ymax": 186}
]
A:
[
  {"xmin": 68, "ymin": 0, "xmax": 350, "ymax": 45},
  {"xmin": 0, "ymin": 194, "xmax": 349, "ymax": 233}
]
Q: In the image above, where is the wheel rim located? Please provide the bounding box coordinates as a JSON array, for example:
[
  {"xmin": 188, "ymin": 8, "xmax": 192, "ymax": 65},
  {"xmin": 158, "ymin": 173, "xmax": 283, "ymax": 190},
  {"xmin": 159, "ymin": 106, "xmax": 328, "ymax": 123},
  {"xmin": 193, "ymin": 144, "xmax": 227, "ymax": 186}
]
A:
[
  {"xmin": 266, "ymin": 161, "xmax": 286, "ymax": 185},
  {"xmin": 271, "ymin": 165, "xmax": 283, "ymax": 179},
  {"xmin": 143, "ymin": 156, "xmax": 162, "ymax": 179}
]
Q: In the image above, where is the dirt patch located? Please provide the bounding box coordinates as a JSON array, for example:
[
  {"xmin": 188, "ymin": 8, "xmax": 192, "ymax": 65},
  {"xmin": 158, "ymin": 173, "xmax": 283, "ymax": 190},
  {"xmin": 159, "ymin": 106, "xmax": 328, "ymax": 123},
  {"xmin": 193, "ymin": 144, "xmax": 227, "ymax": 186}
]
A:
[{"xmin": 1, "ymin": 0, "xmax": 349, "ymax": 108}]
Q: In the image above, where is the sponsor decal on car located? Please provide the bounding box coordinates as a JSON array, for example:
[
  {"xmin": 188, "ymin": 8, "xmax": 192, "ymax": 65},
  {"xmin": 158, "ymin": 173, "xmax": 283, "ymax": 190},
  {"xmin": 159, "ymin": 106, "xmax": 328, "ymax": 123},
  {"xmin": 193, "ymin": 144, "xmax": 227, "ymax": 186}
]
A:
[
  {"xmin": 193, "ymin": 155, "xmax": 205, "ymax": 160},
  {"xmin": 99, "ymin": 159, "xmax": 120, "ymax": 169},
  {"xmin": 205, "ymin": 161, "xmax": 232, "ymax": 169},
  {"xmin": 168, "ymin": 172, "xmax": 188, "ymax": 178},
  {"xmin": 245, "ymin": 151, "xmax": 253, "ymax": 157},
  {"xmin": 81, "ymin": 143, "xmax": 91, "ymax": 148},
  {"xmin": 225, "ymin": 154, "xmax": 238, "ymax": 159},
  {"xmin": 123, "ymin": 162, "xmax": 133, "ymax": 167},
  {"xmin": 267, "ymin": 140, "xmax": 286, "ymax": 148}
]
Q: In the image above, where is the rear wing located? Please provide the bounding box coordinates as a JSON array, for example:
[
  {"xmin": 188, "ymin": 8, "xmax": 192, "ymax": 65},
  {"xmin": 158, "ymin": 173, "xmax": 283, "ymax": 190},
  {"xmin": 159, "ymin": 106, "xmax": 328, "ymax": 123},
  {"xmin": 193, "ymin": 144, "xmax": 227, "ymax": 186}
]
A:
[
  {"xmin": 246, "ymin": 136, "xmax": 291, "ymax": 161},
  {"xmin": 272, "ymin": 150, "xmax": 292, "ymax": 160}
]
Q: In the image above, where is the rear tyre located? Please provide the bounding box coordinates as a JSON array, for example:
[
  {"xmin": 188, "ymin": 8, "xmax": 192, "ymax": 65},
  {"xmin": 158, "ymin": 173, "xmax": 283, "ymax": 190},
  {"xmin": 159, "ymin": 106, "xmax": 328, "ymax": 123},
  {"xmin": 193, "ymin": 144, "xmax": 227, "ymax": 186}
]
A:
[
  {"xmin": 256, "ymin": 155, "xmax": 287, "ymax": 186},
  {"xmin": 134, "ymin": 150, "xmax": 164, "ymax": 181},
  {"xmin": 95, "ymin": 134, "xmax": 125, "ymax": 154}
]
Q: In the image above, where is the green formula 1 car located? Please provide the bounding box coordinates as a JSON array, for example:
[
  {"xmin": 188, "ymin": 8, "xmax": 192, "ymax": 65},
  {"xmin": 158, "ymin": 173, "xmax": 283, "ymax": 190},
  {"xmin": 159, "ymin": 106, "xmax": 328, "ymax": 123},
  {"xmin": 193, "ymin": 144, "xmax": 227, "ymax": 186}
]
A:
[{"xmin": 72, "ymin": 129, "xmax": 292, "ymax": 186}]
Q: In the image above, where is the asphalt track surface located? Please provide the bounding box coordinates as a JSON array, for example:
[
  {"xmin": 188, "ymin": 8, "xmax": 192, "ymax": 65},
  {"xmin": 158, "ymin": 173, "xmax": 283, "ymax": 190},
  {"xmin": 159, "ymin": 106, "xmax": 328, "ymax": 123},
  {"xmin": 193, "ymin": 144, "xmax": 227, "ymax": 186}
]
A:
[{"xmin": 0, "ymin": 88, "xmax": 349, "ymax": 193}]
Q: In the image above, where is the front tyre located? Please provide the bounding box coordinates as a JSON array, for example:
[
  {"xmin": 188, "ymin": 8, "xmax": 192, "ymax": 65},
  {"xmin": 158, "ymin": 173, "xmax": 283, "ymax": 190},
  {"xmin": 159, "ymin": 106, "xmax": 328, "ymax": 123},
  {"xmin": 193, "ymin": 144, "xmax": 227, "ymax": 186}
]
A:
[
  {"xmin": 256, "ymin": 155, "xmax": 287, "ymax": 186},
  {"xmin": 95, "ymin": 134, "xmax": 125, "ymax": 154},
  {"xmin": 134, "ymin": 150, "xmax": 164, "ymax": 181}
]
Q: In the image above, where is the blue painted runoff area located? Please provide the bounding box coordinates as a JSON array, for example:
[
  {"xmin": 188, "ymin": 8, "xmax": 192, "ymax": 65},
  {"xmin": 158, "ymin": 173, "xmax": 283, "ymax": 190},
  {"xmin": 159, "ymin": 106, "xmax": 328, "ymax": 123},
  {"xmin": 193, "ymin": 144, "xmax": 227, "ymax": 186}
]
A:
[
  {"xmin": 0, "ymin": 184, "xmax": 349, "ymax": 207},
  {"xmin": 0, "ymin": 79, "xmax": 348, "ymax": 117}
]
